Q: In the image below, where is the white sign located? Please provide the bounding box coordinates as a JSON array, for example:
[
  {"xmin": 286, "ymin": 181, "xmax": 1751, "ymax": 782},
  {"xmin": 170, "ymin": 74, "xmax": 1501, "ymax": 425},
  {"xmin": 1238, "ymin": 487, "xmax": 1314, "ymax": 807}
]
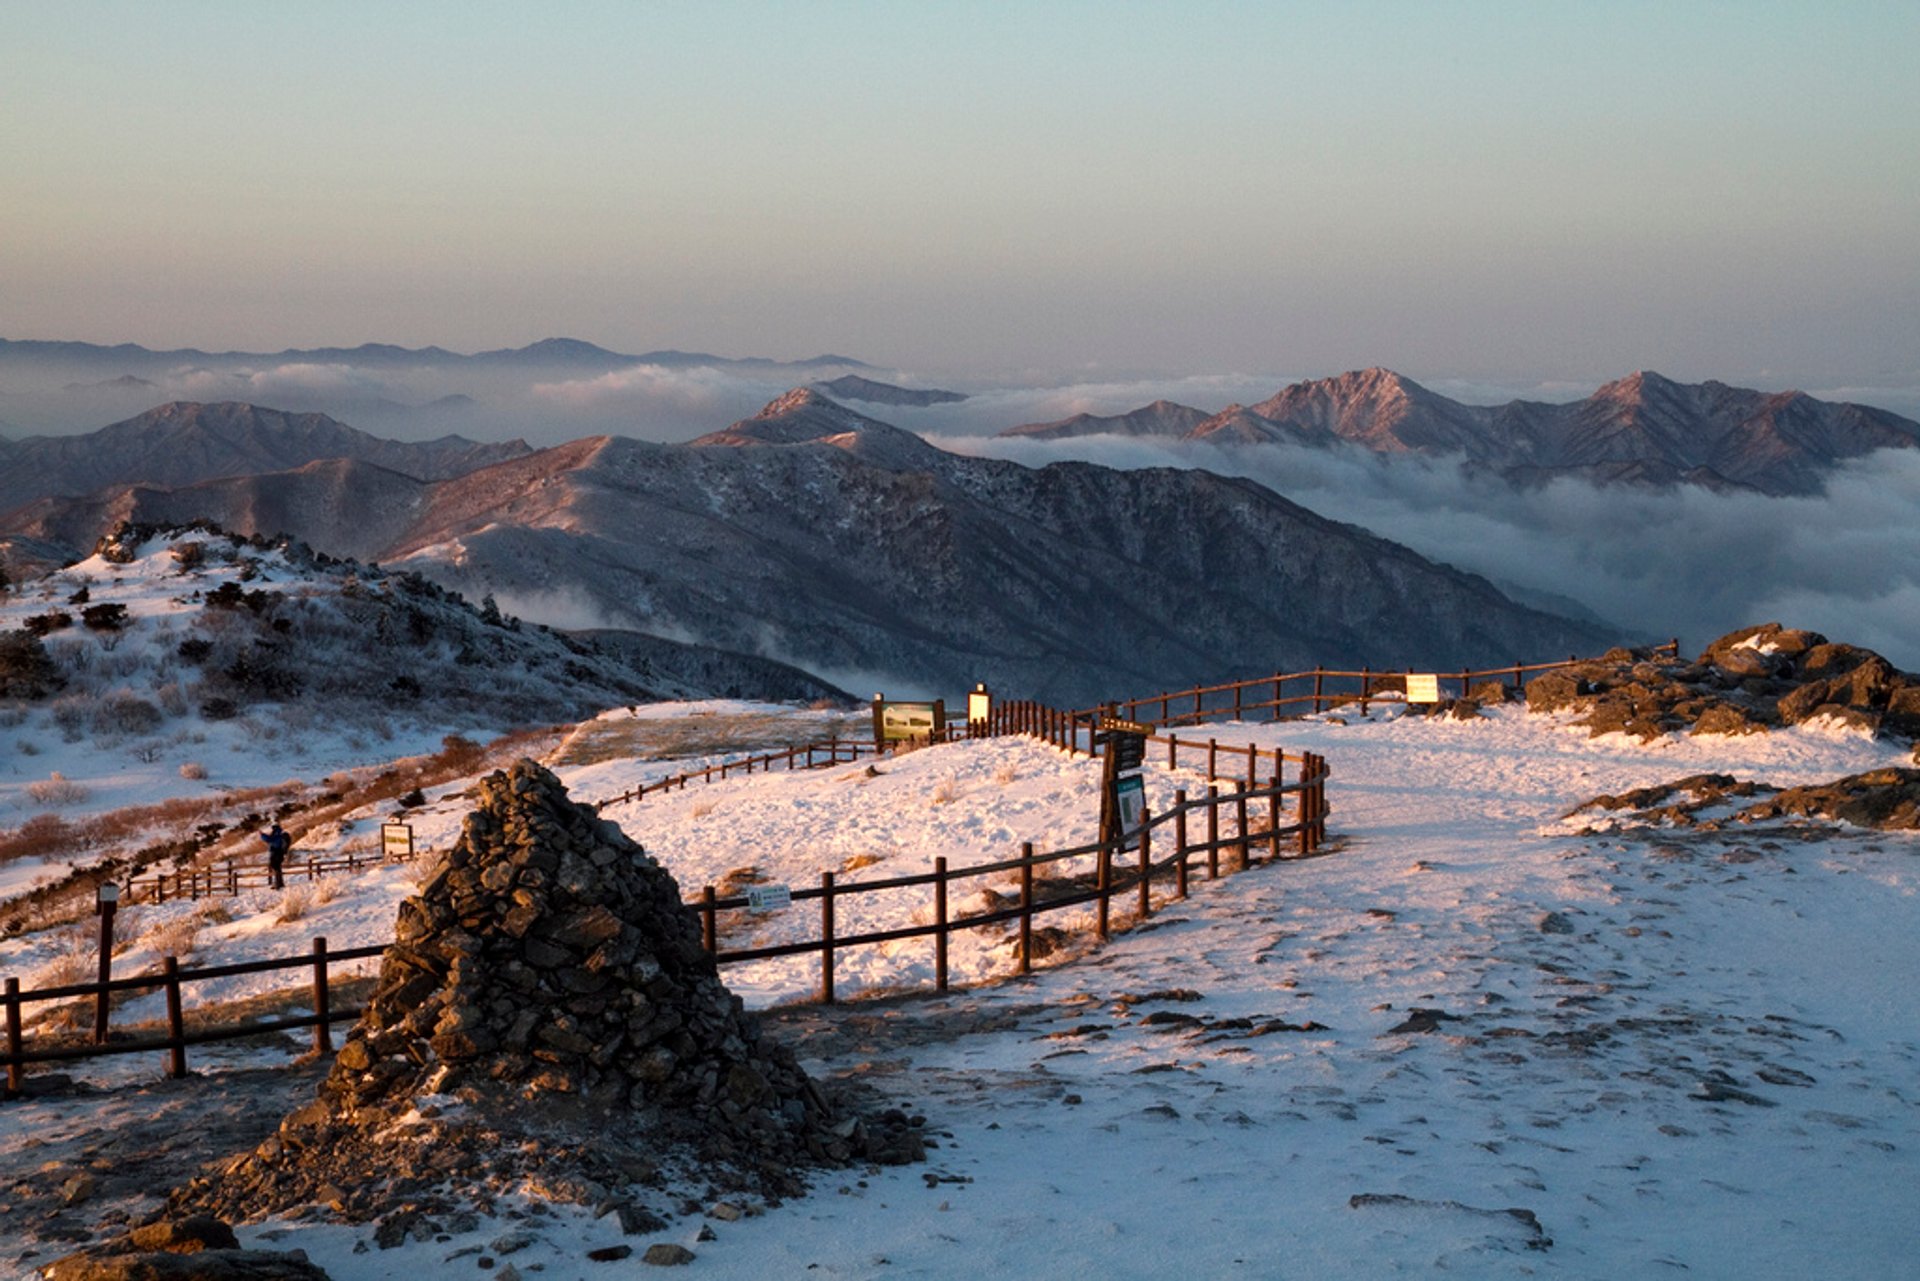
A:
[
  {"xmin": 746, "ymin": 884, "xmax": 792, "ymax": 913},
  {"xmin": 381, "ymin": 822, "xmax": 415, "ymax": 860},
  {"xmin": 1405, "ymin": 673, "xmax": 1441, "ymax": 704},
  {"xmin": 968, "ymin": 689, "xmax": 991, "ymax": 724},
  {"xmin": 1114, "ymin": 773, "xmax": 1147, "ymax": 852}
]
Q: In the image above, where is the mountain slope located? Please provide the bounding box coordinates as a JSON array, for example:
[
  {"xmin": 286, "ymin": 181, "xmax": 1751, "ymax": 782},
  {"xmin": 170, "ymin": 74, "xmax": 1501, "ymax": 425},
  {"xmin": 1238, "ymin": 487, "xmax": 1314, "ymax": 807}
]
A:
[
  {"xmin": 0, "ymin": 402, "xmax": 531, "ymax": 515},
  {"xmin": 1002, "ymin": 399, "xmax": 1210, "ymax": 440},
  {"xmin": 2, "ymin": 392, "xmax": 1620, "ymax": 704},
  {"xmin": 813, "ymin": 375, "xmax": 967, "ymax": 407}
]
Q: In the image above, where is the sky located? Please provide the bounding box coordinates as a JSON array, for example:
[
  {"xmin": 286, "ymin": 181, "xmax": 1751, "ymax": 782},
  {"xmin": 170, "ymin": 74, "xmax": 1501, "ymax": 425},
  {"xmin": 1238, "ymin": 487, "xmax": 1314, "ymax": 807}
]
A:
[{"xmin": 3, "ymin": 1, "xmax": 1917, "ymax": 389}]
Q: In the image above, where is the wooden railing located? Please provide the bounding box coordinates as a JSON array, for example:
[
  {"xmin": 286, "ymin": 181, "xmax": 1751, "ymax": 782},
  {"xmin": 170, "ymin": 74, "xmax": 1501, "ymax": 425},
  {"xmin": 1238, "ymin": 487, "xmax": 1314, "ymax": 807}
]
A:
[
  {"xmin": 3, "ymin": 935, "xmax": 380, "ymax": 1093},
  {"xmin": 1061, "ymin": 642, "xmax": 1681, "ymax": 736},
  {"xmin": 123, "ymin": 846, "xmax": 410, "ymax": 906},
  {"xmin": 3, "ymin": 755, "xmax": 1329, "ymax": 1092},
  {"xmin": 591, "ymin": 725, "xmax": 982, "ymax": 810}
]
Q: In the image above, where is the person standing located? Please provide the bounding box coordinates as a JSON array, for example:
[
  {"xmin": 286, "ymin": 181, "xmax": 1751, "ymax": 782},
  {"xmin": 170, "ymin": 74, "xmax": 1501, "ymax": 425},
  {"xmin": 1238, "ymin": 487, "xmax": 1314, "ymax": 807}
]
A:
[{"xmin": 261, "ymin": 822, "xmax": 292, "ymax": 890}]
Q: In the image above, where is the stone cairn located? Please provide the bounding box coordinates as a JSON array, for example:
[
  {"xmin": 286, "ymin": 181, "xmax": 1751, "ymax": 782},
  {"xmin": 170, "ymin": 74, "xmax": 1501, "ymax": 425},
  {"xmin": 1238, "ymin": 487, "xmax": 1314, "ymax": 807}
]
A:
[{"xmin": 179, "ymin": 760, "xmax": 920, "ymax": 1228}]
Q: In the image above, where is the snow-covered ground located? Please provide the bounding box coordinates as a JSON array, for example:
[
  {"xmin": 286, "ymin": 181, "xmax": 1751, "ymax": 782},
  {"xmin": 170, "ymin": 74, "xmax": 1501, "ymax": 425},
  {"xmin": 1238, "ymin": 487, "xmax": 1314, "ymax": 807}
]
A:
[{"xmin": 4, "ymin": 702, "xmax": 1918, "ymax": 1277}]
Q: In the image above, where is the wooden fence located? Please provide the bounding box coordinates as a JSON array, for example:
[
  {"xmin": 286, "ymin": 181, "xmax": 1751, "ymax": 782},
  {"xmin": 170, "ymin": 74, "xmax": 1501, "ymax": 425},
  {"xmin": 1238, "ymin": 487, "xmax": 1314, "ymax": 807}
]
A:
[
  {"xmin": 3, "ymin": 936, "xmax": 380, "ymax": 1094},
  {"xmin": 123, "ymin": 846, "xmax": 408, "ymax": 906},
  {"xmin": 3, "ymin": 748, "xmax": 1328, "ymax": 1092}
]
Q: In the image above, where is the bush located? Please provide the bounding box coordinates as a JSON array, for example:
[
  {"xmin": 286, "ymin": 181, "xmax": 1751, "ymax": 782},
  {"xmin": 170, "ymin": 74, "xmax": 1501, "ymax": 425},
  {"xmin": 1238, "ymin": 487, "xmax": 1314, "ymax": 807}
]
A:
[
  {"xmin": 81, "ymin": 602, "xmax": 129, "ymax": 631},
  {"xmin": 179, "ymin": 761, "xmax": 208, "ymax": 780},
  {"xmin": 177, "ymin": 637, "xmax": 214, "ymax": 663},
  {"xmin": 22, "ymin": 611, "xmax": 72, "ymax": 637},
  {"xmin": 172, "ymin": 541, "xmax": 207, "ymax": 572},
  {"xmin": 201, "ymin": 697, "xmax": 240, "ymax": 720},
  {"xmin": 101, "ymin": 691, "xmax": 163, "ymax": 734},
  {"xmin": 26, "ymin": 772, "xmax": 90, "ymax": 806},
  {"xmin": 0, "ymin": 630, "xmax": 63, "ymax": 698}
]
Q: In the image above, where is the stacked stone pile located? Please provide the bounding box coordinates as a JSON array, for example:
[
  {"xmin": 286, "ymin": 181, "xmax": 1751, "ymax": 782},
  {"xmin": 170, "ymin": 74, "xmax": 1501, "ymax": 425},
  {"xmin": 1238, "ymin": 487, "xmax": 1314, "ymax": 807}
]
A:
[
  {"xmin": 178, "ymin": 760, "xmax": 920, "ymax": 1227},
  {"xmin": 1524, "ymin": 623, "xmax": 1920, "ymax": 742}
]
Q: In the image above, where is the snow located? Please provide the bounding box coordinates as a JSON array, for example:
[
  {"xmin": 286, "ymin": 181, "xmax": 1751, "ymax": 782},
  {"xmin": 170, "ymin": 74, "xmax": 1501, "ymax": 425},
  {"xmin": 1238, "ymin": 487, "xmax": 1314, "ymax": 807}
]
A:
[{"xmin": 5, "ymin": 702, "xmax": 1919, "ymax": 1277}]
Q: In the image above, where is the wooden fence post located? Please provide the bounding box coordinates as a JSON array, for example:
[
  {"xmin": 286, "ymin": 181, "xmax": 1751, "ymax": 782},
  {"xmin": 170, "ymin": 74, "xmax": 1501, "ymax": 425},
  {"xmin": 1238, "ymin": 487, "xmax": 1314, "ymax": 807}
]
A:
[
  {"xmin": 1096, "ymin": 840, "xmax": 1112, "ymax": 941},
  {"xmin": 934, "ymin": 857, "xmax": 949, "ymax": 993},
  {"xmin": 311, "ymin": 936, "xmax": 332, "ymax": 1056},
  {"xmin": 1360, "ymin": 667, "xmax": 1370, "ymax": 716},
  {"xmin": 1168, "ymin": 789, "xmax": 1188, "ymax": 900},
  {"xmin": 1207, "ymin": 738, "xmax": 1218, "ymax": 781},
  {"xmin": 1299, "ymin": 754, "xmax": 1315, "ymax": 856},
  {"xmin": 164, "ymin": 956, "xmax": 186, "ymax": 1079},
  {"xmin": 1313, "ymin": 668, "xmax": 1324, "ymax": 714},
  {"xmin": 1268, "ymin": 774, "xmax": 1282, "ymax": 860},
  {"xmin": 5, "ymin": 977, "xmax": 22, "ymax": 1095},
  {"xmin": 701, "ymin": 886, "xmax": 717, "ymax": 954},
  {"xmin": 819, "ymin": 871, "xmax": 836, "ymax": 1005},
  {"xmin": 1235, "ymin": 790, "xmax": 1250, "ymax": 869},
  {"xmin": 1137, "ymin": 824, "xmax": 1152, "ymax": 920},
  {"xmin": 1019, "ymin": 844, "xmax": 1034, "ymax": 975},
  {"xmin": 1206, "ymin": 783, "xmax": 1220, "ymax": 879}
]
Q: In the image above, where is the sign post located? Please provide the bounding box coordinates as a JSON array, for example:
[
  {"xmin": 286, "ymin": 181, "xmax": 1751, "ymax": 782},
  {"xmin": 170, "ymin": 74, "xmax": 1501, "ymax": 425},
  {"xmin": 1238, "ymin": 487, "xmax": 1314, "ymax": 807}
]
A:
[
  {"xmin": 873, "ymin": 695, "xmax": 947, "ymax": 748},
  {"xmin": 1096, "ymin": 716, "xmax": 1153, "ymax": 853},
  {"xmin": 94, "ymin": 882, "xmax": 119, "ymax": 1044},
  {"xmin": 1405, "ymin": 673, "xmax": 1440, "ymax": 705},
  {"xmin": 967, "ymin": 683, "xmax": 992, "ymax": 735},
  {"xmin": 382, "ymin": 822, "xmax": 415, "ymax": 862}
]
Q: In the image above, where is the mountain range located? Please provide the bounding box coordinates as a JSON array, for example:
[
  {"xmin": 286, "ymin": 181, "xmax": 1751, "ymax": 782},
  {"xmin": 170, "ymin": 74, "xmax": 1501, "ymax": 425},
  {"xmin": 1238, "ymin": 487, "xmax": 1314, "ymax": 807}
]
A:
[
  {"xmin": 0, "ymin": 391, "xmax": 1617, "ymax": 705},
  {"xmin": 810, "ymin": 375, "xmax": 968, "ymax": 407},
  {"xmin": 1004, "ymin": 368, "xmax": 1920, "ymax": 495},
  {"xmin": 0, "ymin": 402, "xmax": 531, "ymax": 515},
  {"xmin": 0, "ymin": 336, "xmax": 870, "ymax": 376}
]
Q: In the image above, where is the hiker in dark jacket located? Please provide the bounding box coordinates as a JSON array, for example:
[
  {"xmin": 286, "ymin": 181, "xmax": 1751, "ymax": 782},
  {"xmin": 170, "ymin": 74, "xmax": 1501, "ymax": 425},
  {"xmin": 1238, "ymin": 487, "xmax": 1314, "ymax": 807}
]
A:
[{"xmin": 261, "ymin": 822, "xmax": 292, "ymax": 890}]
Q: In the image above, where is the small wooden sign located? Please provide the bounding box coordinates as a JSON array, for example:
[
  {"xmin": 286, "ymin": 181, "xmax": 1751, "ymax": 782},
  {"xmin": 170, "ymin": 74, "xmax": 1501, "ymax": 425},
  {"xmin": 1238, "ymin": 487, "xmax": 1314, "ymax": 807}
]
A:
[
  {"xmin": 1405, "ymin": 673, "xmax": 1441, "ymax": 704},
  {"xmin": 746, "ymin": 884, "xmax": 792, "ymax": 913},
  {"xmin": 381, "ymin": 822, "xmax": 414, "ymax": 861},
  {"xmin": 1099, "ymin": 717, "xmax": 1155, "ymax": 737},
  {"xmin": 1113, "ymin": 774, "xmax": 1147, "ymax": 852}
]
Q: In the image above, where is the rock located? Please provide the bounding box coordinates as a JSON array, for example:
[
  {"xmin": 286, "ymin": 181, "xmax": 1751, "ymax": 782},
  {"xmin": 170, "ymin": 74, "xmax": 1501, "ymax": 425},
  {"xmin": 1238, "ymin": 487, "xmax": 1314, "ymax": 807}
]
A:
[
  {"xmin": 1384, "ymin": 1008, "xmax": 1459, "ymax": 1034},
  {"xmin": 1536, "ymin": 912, "xmax": 1575, "ymax": 935},
  {"xmin": 586, "ymin": 1244, "xmax": 634, "ymax": 1262},
  {"xmin": 60, "ymin": 1173, "xmax": 98, "ymax": 1207},
  {"xmin": 642, "ymin": 1243, "xmax": 697, "ymax": 1266},
  {"xmin": 39, "ymin": 1249, "xmax": 332, "ymax": 1280},
  {"xmin": 1691, "ymin": 704, "xmax": 1766, "ymax": 736},
  {"xmin": 127, "ymin": 1217, "xmax": 241, "ymax": 1253},
  {"xmin": 175, "ymin": 759, "xmax": 912, "ymax": 1229}
]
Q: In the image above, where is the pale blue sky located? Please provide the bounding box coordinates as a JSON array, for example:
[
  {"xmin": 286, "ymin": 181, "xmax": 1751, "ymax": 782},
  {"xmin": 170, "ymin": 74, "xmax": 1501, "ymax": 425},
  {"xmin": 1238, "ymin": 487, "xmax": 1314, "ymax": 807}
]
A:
[{"xmin": 3, "ymin": 1, "xmax": 1915, "ymax": 385}]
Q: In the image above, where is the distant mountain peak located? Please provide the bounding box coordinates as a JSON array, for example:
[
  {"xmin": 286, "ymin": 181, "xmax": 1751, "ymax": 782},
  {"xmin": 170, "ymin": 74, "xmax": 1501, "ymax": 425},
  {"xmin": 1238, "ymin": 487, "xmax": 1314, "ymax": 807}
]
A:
[{"xmin": 812, "ymin": 375, "xmax": 967, "ymax": 407}]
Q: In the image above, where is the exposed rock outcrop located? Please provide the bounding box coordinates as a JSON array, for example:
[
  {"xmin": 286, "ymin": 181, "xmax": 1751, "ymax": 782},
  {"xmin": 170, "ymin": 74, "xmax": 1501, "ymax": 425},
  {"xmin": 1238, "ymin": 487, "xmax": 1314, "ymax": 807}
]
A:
[
  {"xmin": 1524, "ymin": 625, "xmax": 1920, "ymax": 742},
  {"xmin": 176, "ymin": 761, "xmax": 918, "ymax": 1227}
]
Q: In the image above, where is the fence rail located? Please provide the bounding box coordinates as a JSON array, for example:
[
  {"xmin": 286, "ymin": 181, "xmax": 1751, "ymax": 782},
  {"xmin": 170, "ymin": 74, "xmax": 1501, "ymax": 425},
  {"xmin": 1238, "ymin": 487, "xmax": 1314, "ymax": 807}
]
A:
[
  {"xmin": 4, "ymin": 742, "xmax": 1328, "ymax": 1092},
  {"xmin": 1071, "ymin": 642, "xmax": 1679, "ymax": 732},
  {"xmin": 123, "ymin": 847, "xmax": 407, "ymax": 906}
]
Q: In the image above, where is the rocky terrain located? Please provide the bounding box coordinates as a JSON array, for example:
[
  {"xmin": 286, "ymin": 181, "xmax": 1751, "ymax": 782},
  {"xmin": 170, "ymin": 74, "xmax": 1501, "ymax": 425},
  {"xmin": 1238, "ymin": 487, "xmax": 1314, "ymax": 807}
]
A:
[
  {"xmin": 1523, "ymin": 622, "xmax": 1920, "ymax": 742},
  {"xmin": 1005, "ymin": 368, "xmax": 1920, "ymax": 495}
]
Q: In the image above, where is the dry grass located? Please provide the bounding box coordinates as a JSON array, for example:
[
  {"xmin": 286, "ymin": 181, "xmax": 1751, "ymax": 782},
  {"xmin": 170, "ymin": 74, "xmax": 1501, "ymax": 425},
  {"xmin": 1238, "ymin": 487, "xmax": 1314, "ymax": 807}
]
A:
[
  {"xmin": 931, "ymin": 777, "xmax": 960, "ymax": 805},
  {"xmin": 551, "ymin": 708, "xmax": 865, "ymax": 768},
  {"xmin": 841, "ymin": 851, "xmax": 887, "ymax": 873},
  {"xmin": 994, "ymin": 762, "xmax": 1020, "ymax": 787},
  {"xmin": 26, "ymin": 772, "xmax": 90, "ymax": 806},
  {"xmin": 274, "ymin": 877, "xmax": 338, "ymax": 923},
  {"xmin": 138, "ymin": 913, "xmax": 202, "ymax": 961},
  {"xmin": 179, "ymin": 760, "xmax": 208, "ymax": 780},
  {"xmin": 690, "ymin": 797, "xmax": 719, "ymax": 820}
]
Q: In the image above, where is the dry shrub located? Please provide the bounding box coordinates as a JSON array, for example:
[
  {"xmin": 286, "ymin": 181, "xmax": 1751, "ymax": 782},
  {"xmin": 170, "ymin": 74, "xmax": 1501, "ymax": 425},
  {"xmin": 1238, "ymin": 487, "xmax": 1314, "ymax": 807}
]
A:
[
  {"xmin": 714, "ymin": 865, "xmax": 768, "ymax": 896},
  {"xmin": 0, "ymin": 814, "xmax": 76, "ymax": 865},
  {"xmin": 26, "ymin": 771, "xmax": 90, "ymax": 806},
  {"xmin": 690, "ymin": 797, "xmax": 719, "ymax": 820},
  {"xmin": 994, "ymin": 762, "xmax": 1019, "ymax": 786},
  {"xmin": 276, "ymin": 881, "xmax": 326, "ymax": 923},
  {"xmin": 931, "ymin": 777, "xmax": 960, "ymax": 805},
  {"xmin": 140, "ymin": 913, "xmax": 201, "ymax": 960},
  {"xmin": 107, "ymin": 904, "xmax": 143, "ymax": 954},
  {"xmin": 841, "ymin": 851, "xmax": 886, "ymax": 872},
  {"xmin": 179, "ymin": 760, "xmax": 208, "ymax": 780}
]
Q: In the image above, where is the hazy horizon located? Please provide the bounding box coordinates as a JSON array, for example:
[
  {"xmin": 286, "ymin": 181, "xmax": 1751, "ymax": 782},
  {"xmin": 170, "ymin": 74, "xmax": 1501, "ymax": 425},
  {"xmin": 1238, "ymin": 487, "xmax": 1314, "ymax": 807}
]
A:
[{"xmin": 4, "ymin": 3, "xmax": 1916, "ymax": 396}]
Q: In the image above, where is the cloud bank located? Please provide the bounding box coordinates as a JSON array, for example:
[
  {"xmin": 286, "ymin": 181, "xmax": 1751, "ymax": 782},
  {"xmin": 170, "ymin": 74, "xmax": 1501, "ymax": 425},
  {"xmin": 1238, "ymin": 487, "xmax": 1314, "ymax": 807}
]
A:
[{"xmin": 942, "ymin": 433, "xmax": 1920, "ymax": 670}]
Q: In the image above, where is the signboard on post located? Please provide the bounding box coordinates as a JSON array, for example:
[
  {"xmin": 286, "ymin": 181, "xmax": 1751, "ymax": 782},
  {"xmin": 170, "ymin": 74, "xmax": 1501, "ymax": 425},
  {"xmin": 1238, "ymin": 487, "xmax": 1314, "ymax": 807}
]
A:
[
  {"xmin": 1405, "ymin": 673, "xmax": 1441, "ymax": 705},
  {"xmin": 746, "ymin": 884, "xmax": 792, "ymax": 913},
  {"xmin": 873, "ymin": 696, "xmax": 946, "ymax": 745},
  {"xmin": 967, "ymin": 683, "xmax": 992, "ymax": 726},
  {"xmin": 381, "ymin": 822, "xmax": 414, "ymax": 861},
  {"xmin": 1113, "ymin": 773, "xmax": 1147, "ymax": 852}
]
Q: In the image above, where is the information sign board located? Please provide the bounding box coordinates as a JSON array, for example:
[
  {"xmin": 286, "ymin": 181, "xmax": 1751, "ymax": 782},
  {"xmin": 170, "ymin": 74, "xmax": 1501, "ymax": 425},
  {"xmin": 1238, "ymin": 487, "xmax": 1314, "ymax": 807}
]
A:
[
  {"xmin": 875, "ymin": 699, "xmax": 946, "ymax": 742},
  {"xmin": 1113, "ymin": 774, "xmax": 1147, "ymax": 852},
  {"xmin": 746, "ymin": 884, "xmax": 793, "ymax": 913},
  {"xmin": 1405, "ymin": 673, "xmax": 1441, "ymax": 704},
  {"xmin": 381, "ymin": 822, "xmax": 414, "ymax": 861}
]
